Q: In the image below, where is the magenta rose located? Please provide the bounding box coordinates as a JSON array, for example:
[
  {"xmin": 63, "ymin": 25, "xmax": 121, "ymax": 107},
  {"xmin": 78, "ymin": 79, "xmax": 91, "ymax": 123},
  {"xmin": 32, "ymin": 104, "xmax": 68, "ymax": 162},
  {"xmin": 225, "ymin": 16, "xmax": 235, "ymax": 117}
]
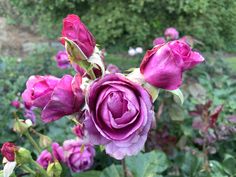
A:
[
  {"xmin": 140, "ymin": 40, "xmax": 204, "ymax": 90},
  {"xmin": 41, "ymin": 74, "xmax": 85, "ymax": 123},
  {"xmin": 164, "ymin": 27, "xmax": 179, "ymax": 40},
  {"xmin": 153, "ymin": 37, "xmax": 166, "ymax": 46},
  {"xmin": 55, "ymin": 50, "xmax": 71, "ymax": 69},
  {"xmin": 63, "ymin": 139, "xmax": 95, "ymax": 172},
  {"xmin": 11, "ymin": 100, "xmax": 20, "ymax": 109},
  {"xmin": 36, "ymin": 150, "xmax": 53, "ymax": 169},
  {"xmin": 84, "ymin": 74, "xmax": 153, "ymax": 159},
  {"xmin": 24, "ymin": 107, "xmax": 36, "ymax": 124},
  {"xmin": 106, "ymin": 64, "xmax": 121, "ymax": 74},
  {"xmin": 22, "ymin": 75, "xmax": 60, "ymax": 109},
  {"xmin": 61, "ymin": 14, "xmax": 96, "ymax": 58},
  {"xmin": 1, "ymin": 142, "xmax": 16, "ymax": 162},
  {"xmin": 72, "ymin": 124, "xmax": 85, "ymax": 139},
  {"xmin": 52, "ymin": 142, "xmax": 65, "ymax": 162}
]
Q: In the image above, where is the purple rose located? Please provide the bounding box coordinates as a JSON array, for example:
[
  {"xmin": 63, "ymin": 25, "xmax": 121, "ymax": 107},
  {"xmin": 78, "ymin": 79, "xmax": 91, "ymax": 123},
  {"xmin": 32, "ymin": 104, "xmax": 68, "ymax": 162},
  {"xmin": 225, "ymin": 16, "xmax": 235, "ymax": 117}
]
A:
[
  {"xmin": 140, "ymin": 40, "xmax": 204, "ymax": 90},
  {"xmin": 11, "ymin": 100, "xmax": 20, "ymax": 109},
  {"xmin": 55, "ymin": 50, "xmax": 71, "ymax": 69},
  {"xmin": 164, "ymin": 27, "xmax": 179, "ymax": 40},
  {"xmin": 52, "ymin": 142, "xmax": 65, "ymax": 162},
  {"xmin": 106, "ymin": 64, "xmax": 121, "ymax": 74},
  {"xmin": 41, "ymin": 74, "xmax": 85, "ymax": 123},
  {"xmin": 72, "ymin": 124, "xmax": 85, "ymax": 139},
  {"xmin": 153, "ymin": 37, "xmax": 166, "ymax": 46},
  {"xmin": 84, "ymin": 74, "xmax": 153, "ymax": 159},
  {"xmin": 24, "ymin": 107, "xmax": 36, "ymax": 124},
  {"xmin": 61, "ymin": 14, "xmax": 96, "ymax": 59},
  {"xmin": 63, "ymin": 139, "xmax": 95, "ymax": 172},
  {"xmin": 36, "ymin": 150, "xmax": 53, "ymax": 169}
]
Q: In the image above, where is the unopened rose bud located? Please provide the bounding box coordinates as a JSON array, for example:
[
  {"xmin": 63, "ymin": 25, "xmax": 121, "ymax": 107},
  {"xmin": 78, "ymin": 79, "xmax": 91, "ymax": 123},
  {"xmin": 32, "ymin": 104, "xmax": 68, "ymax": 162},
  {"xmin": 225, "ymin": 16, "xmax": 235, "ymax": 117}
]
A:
[
  {"xmin": 15, "ymin": 147, "xmax": 33, "ymax": 164},
  {"xmin": 47, "ymin": 161, "xmax": 62, "ymax": 177},
  {"xmin": 72, "ymin": 124, "xmax": 84, "ymax": 139},
  {"xmin": 13, "ymin": 119, "xmax": 31, "ymax": 135},
  {"xmin": 1, "ymin": 142, "xmax": 17, "ymax": 162},
  {"xmin": 39, "ymin": 135, "xmax": 52, "ymax": 148}
]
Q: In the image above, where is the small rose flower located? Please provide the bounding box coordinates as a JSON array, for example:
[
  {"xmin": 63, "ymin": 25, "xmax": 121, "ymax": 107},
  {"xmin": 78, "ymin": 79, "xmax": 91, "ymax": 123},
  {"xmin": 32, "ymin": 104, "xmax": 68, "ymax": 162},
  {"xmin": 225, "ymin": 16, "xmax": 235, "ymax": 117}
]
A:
[
  {"xmin": 1, "ymin": 142, "xmax": 16, "ymax": 162},
  {"xmin": 11, "ymin": 100, "xmax": 20, "ymax": 109},
  {"xmin": 84, "ymin": 74, "xmax": 153, "ymax": 159},
  {"xmin": 52, "ymin": 142, "xmax": 65, "ymax": 162},
  {"xmin": 72, "ymin": 124, "xmax": 85, "ymax": 139},
  {"xmin": 140, "ymin": 40, "xmax": 204, "ymax": 90},
  {"xmin": 24, "ymin": 107, "xmax": 36, "ymax": 124},
  {"xmin": 36, "ymin": 150, "xmax": 53, "ymax": 169},
  {"xmin": 107, "ymin": 64, "xmax": 121, "ymax": 74},
  {"xmin": 55, "ymin": 50, "xmax": 71, "ymax": 69},
  {"xmin": 128, "ymin": 47, "xmax": 136, "ymax": 56},
  {"xmin": 153, "ymin": 37, "xmax": 166, "ymax": 46},
  {"xmin": 61, "ymin": 14, "xmax": 96, "ymax": 59},
  {"xmin": 164, "ymin": 27, "xmax": 179, "ymax": 40},
  {"xmin": 63, "ymin": 139, "xmax": 95, "ymax": 172},
  {"xmin": 135, "ymin": 47, "xmax": 143, "ymax": 54}
]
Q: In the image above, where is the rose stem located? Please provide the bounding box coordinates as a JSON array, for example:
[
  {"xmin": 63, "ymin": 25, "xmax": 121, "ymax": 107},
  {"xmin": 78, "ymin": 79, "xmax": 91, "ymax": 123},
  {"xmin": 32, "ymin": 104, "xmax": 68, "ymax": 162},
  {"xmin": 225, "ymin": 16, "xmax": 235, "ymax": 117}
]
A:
[
  {"xmin": 21, "ymin": 165, "xmax": 36, "ymax": 175},
  {"xmin": 24, "ymin": 131, "xmax": 41, "ymax": 153},
  {"xmin": 31, "ymin": 160, "xmax": 50, "ymax": 177},
  {"xmin": 122, "ymin": 158, "xmax": 128, "ymax": 177}
]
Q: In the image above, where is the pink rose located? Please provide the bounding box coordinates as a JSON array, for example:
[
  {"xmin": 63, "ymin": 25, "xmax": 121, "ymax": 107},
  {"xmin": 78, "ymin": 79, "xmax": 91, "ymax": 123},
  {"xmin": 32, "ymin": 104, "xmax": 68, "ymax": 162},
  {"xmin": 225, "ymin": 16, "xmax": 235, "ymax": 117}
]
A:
[
  {"xmin": 63, "ymin": 139, "xmax": 95, "ymax": 172},
  {"xmin": 140, "ymin": 40, "xmax": 204, "ymax": 90},
  {"xmin": 61, "ymin": 14, "xmax": 96, "ymax": 58},
  {"xmin": 1, "ymin": 142, "xmax": 16, "ymax": 162},
  {"xmin": 72, "ymin": 124, "xmax": 85, "ymax": 139},
  {"xmin": 55, "ymin": 50, "xmax": 71, "ymax": 69},
  {"xmin": 106, "ymin": 64, "xmax": 121, "ymax": 74},
  {"xmin": 52, "ymin": 142, "xmax": 65, "ymax": 162},
  {"xmin": 84, "ymin": 74, "xmax": 153, "ymax": 159},
  {"xmin": 36, "ymin": 150, "xmax": 52, "ymax": 169},
  {"xmin": 11, "ymin": 100, "xmax": 20, "ymax": 109},
  {"xmin": 164, "ymin": 27, "xmax": 179, "ymax": 40},
  {"xmin": 153, "ymin": 37, "xmax": 166, "ymax": 46}
]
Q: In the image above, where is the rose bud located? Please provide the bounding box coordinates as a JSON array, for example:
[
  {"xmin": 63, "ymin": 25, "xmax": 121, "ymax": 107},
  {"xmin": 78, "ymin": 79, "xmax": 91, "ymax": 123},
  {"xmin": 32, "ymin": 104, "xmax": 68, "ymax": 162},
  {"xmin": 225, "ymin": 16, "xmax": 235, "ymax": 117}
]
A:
[
  {"xmin": 55, "ymin": 50, "xmax": 71, "ymax": 69},
  {"xmin": 63, "ymin": 139, "xmax": 95, "ymax": 172},
  {"xmin": 1, "ymin": 142, "xmax": 17, "ymax": 162},
  {"xmin": 24, "ymin": 107, "xmax": 36, "ymax": 124},
  {"xmin": 106, "ymin": 64, "xmax": 121, "ymax": 74},
  {"xmin": 36, "ymin": 150, "xmax": 53, "ymax": 169},
  {"xmin": 72, "ymin": 124, "xmax": 85, "ymax": 139},
  {"xmin": 153, "ymin": 37, "xmax": 166, "ymax": 46},
  {"xmin": 61, "ymin": 14, "xmax": 96, "ymax": 59},
  {"xmin": 11, "ymin": 100, "xmax": 20, "ymax": 109},
  {"xmin": 52, "ymin": 142, "xmax": 65, "ymax": 162},
  {"xmin": 84, "ymin": 74, "xmax": 153, "ymax": 160},
  {"xmin": 164, "ymin": 27, "xmax": 179, "ymax": 40},
  {"xmin": 140, "ymin": 40, "xmax": 204, "ymax": 90}
]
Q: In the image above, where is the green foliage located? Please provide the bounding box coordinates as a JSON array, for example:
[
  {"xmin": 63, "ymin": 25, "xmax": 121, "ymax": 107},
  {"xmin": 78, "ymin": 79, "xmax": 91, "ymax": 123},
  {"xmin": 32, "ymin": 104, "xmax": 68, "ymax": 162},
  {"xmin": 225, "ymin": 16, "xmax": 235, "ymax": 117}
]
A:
[{"xmin": 3, "ymin": 0, "xmax": 236, "ymax": 51}]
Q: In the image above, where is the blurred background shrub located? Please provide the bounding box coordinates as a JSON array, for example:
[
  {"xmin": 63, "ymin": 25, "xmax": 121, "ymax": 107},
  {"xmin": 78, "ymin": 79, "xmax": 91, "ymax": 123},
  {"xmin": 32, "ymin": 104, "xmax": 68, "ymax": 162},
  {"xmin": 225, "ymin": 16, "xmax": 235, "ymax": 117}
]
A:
[{"xmin": 1, "ymin": 0, "xmax": 236, "ymax": 52}]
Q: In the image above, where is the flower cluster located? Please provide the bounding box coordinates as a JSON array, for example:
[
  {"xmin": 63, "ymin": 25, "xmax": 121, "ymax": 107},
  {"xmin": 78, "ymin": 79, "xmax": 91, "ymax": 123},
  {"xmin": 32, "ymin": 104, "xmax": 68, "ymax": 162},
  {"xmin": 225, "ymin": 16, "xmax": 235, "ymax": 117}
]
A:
[{"xmin": 19, "ymin": 14, "xmax": 204, "ymax": 172}]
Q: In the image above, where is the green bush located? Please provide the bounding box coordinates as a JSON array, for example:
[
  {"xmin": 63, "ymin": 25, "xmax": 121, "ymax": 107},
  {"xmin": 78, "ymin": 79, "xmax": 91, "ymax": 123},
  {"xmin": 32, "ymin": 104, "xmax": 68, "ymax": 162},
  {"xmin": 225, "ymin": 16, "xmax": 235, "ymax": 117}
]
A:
[{"xmin": 3, "ymin": 0, "xmax": 236, "ymax": 51}]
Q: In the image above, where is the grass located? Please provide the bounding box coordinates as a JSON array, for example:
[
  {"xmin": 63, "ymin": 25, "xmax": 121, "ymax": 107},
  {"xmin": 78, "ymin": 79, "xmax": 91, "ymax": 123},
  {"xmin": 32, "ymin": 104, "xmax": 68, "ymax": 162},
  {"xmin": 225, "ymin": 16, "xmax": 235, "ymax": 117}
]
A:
[{"xmin": 225, "ymin": 57, "xmax": 236, "ymax": 72}]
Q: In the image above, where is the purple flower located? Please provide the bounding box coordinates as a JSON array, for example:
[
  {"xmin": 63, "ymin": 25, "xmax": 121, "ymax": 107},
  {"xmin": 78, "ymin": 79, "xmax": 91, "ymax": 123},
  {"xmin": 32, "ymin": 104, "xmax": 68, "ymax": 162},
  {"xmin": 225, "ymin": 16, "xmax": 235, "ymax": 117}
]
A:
[
  {"xmin": 153, "ymin": 37, "xmax": 166, "ymax": 46},
  {"xmin": 55, "ymin": 50, "xmax": 71, "ymax": 69},
  {"xmin": 72, "ymin": 124, "xmax": 85, "ymax": 139},
  {"xmin": 11, "ymin": 100, "xmax": 20, "ymax": 109},
  {"xmin": 52, "ymin": 142, "xmax": 65, "ymax": 162},
  {"xmin": 36, "ymin": 150, "xmax": 53, "ymax": 169},
  {"xmin": 164, "ymin": 27, "xmax": 179, "ymax": 40},
  {"xmin": 22, "ymin": 74, "xmax": 85, "ymax": 123},
  {"xmin": 63, "ymin": 139, "xmax": 95, "ymax": 172},
  {"xmin": 24, "ymin": 107, "xmax": 36, "ymax": 124},
  {"xmin": 106, "ymin": 64, "xmax": 121, "ymax": 74},
  {"xmin": 140, "ymin": 40, "xmax": 204, "ymax": 90},
  {"xmin": 84, "ymin": 74, "xmax": 153, "ymax": 159}
]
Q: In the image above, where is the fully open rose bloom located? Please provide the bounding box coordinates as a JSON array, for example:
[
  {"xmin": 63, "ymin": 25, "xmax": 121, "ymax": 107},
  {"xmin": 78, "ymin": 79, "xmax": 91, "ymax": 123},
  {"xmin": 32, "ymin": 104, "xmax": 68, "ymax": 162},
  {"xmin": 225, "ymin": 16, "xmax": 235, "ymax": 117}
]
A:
[
  {"xmin": 63, "ymin": 139, "xmax": 95, "ymax": 172},
  {"xmin": 84, "ymin": 74, "xmax": 153, "ymax": 159},
  {"xmin": 22, "ymin": 74, "xmax": 85, "ymax": 123},
  {"xmin": 55, "ymin": 50, "xmax": 71, "ymax": 69},
  {"xmin": 61, "ymin": 14, "xmax": 96, "ymax": 59},
  {"xmin": 164, "ymin": 27, "xmax": 179, "ymax": 40},
  {"xmin": 140, "ymin": 40, "xmax": 204, "ymax": 90}
]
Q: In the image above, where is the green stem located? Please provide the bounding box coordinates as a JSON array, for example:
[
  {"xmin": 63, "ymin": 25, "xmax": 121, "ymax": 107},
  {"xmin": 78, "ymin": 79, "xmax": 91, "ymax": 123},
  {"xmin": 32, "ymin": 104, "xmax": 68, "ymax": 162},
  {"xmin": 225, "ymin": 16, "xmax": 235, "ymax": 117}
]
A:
[
  {"xmin": 122, "ymin": 159, "xmax": 128, "ymax": 177},
  {"xmin": 21, "ymin": 165, "xmax": 36, "ymax": 175},
  {"xmin": 32, "ymin": 160, "xmax": 50, "ymax": 177},
  {"xmin": 24, "ymin": 131, "xmax": 41, "ymax": 153}
]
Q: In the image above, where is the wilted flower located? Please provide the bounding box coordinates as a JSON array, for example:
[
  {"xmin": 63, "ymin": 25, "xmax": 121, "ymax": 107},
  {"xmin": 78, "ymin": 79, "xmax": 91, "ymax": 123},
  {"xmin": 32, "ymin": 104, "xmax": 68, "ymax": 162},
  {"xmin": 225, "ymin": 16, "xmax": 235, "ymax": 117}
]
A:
[
  {"xmin": 106, "ymin": 64, "xmax": 121, "ymax": 74},
  {"xmin": 55, "ymin": 50, "xmax": 71, "ymax": 69},
  {"xmin": 135, "ymin": 47, "xmax": 143, "ymax": 54},
  {"xmin": 63, "ymin": 139, "xmax": 95, "ymax": 172},
  {"xmin": 61, "ymin": 14, "xmax": 96, "ymax": 59},
  {"xmin": 140, "ymin": 40, "xmax": 204, "ymax": 90},
  {"xmin": 11, "ymin": 100, "xmax": 20, "ymax": 109},
  {"xmin": 36, "ymin": 150, "xmax": 53, "ymax": 169},
  {"xmin": 1, "ymin": 142, "xmax": 17, "ymax": 162},
  {"xmin": 153, "ymin": 37, "xmax": 166, "ymax": 46},
  {"xmin": 84, "ymin": 74, "xmax": 153, "ymax": 159},
  {"xmin": 128, "ymin": 47, "xmax": 136, "ymax": 56},
  {"xmin": 164, "ymin": 27, "xmax": 179, "ymax": 40}
]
